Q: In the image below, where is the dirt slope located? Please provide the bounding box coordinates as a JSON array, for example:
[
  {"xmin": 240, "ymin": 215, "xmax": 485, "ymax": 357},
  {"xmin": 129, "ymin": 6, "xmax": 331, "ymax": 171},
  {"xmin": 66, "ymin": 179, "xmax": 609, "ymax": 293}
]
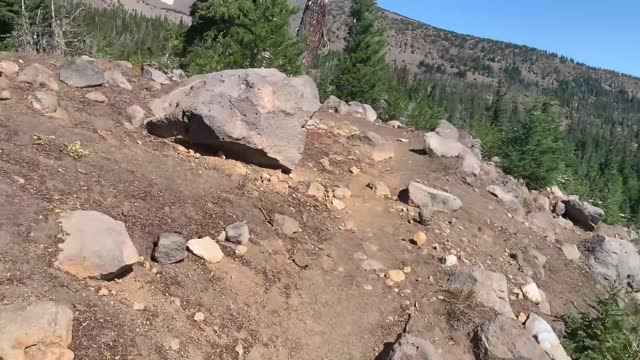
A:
[{"xmin": 0, "ymin": 54, "xmax": 602, "ymax": 359}]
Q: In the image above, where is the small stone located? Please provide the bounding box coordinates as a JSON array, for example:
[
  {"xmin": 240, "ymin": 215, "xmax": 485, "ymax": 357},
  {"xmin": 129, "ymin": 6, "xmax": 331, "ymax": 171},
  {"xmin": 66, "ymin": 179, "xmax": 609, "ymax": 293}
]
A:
[
  {"xmin": 0, "ymin": 90, "xmax": 11, "ymax": 100},
  {"xmin": 273, "ymin": 214, "xmax": 301, "ymax": 236},
  {"xmin": 307, "ymin": 182, "xmax": 325, "ymax": 199},
  {"xmin": 166, "ymin": 337, "xmax": 180, "ymax": 351},
  {"xmin": 85, "ymin": 91, "xmax": 108, "ymax": 103},
  {"xmin": 98, "ymin": 288, "xmax": 109, "ymax": 296},
  {"xmin": 261, "ymin": 173, "xmax": 271, "ymax": 181},
  {"xmin": 194, "ymin": 312, "xmax": 205, "ymax": 322},
  {"xmin": 385, "ymin": 279, "xmax": 395, "ymax": 287},
  {"xmin": 125, "ymin": 105, "xmax": 146, "ymax": 127},
  {"xmin": 402, "ymin": 266, "xmax": 411, "ymax": 274},
  {"xmin": 354, "ymin": 252, "xmax": 368, "ymax": 260},
  {"xmin": 235, "ymin": 245, "xmax": 248, "ymax": 256},
  {"xmin": 319, "ymin": 158, "xmax": 331, "ymax": 169},
  {"xmin": 0, "ymin": 60, "xmax": 19, "ymax": 76},
  {"xmin": 217, "ymin": 231, "xmax": 226, "ymax": 242},
  {"xmin": 187, "ymin": 237, "xmax": 224, "ymax": 263},
  {"xmin": 412, "ymin": 232, "xmax": 427, "ymax": 247},
  {"xmin": 561, "ymin": 243, "xmax": 580, "ymax": 261},
  {"xmin": 333, "ymin": 187, "xmax": 352, "ymax": 199},
  {"xmin": 225, "ymin": 222, "xmax": 250, "ymax": 245},
  {"xmin": 350, "ymin": 166, "xmax": 361, "ymax": 175},
  {"xmin": 332, "ymin": 198, "xmax": 346, "ymax": 210},
  {"xmin": 386, "ymin": 270, "xmax": 406, "ymax": 283},
  {"xmin": 522, "ymin": 282, "xmax": 542, "ymax": 304},
  {"xmin": 367, "ymin": 181, "xmax": 391, "ymax": 198},
  {"xmin": 518, "ymin": 312, "xmax": 527, "ymax": 323},
  {"xmin": 442, "ymin": 255, "xmax": 458, "ymax": 268},
  {"xmin": 153, "ymin": 232, "xmax": 186, "ymax": 264},
  {"xmin": 133, "ymin": 302, "xmax": 145, "ymax": 311},
  {"xmin": 363, "ymin": 284, "xmax": 373, "ymax": 291}
]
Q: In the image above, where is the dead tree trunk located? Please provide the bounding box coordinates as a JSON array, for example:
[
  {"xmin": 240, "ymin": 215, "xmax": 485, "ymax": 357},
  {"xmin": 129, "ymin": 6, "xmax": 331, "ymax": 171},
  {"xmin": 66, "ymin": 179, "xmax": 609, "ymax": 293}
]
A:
[{"xmin": 297, "ymin": 0, "xmax": 327, "ymax": 70}]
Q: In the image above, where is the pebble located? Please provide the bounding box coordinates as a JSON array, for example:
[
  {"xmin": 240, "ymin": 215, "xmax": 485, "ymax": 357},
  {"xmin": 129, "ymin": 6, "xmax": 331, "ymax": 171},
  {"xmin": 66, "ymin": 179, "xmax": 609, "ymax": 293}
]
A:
[
  {"xmin": 194, "ymin": 312, "xmax": 205, "ymax": 322},
  {"xmin": 235, "ymin": 245, "xmax": 248, "ymax": 256},
  {"xmin": 98, "ymin": 288, "xmax": 109, "ymax": 296},
  {"xmin": 518, "ymin": 312, "xmax": 528, "ymax": 323},
  {"xmin": 402, "ymin": 266, "xmax": 411, "ymax": 274},
  {"xmin": 332, "ymin": 198, "xmax": 346, "ymax": 210},
  {"xmin": 133, "ymin": 302, "xmax": 145, "ymax": 311},
  {"xmin": 363, "ymin": 284, "xmax": 373, "ymax": 291},
  {"xmin": 442, "ymin": 254, "xmax": 458, "ymax": 268},
  {"xmin": 349, "ymin": 166, "xmax": 361, "ymax": 175},
  {"xmin": 386, "ymin": 270, "xmax": 406, "ymax": 283}
]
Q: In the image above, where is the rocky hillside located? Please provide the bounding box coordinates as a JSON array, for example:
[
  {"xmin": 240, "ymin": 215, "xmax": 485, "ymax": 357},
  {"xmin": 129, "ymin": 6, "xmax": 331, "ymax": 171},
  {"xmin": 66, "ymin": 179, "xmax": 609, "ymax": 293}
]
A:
[
  {"xmin": 326, "ymin": 0, "xmax": 640, "ymax": 96},
  {"xmin": 1, "ymin": 54, "xmax": 639, "ymax": 359}
]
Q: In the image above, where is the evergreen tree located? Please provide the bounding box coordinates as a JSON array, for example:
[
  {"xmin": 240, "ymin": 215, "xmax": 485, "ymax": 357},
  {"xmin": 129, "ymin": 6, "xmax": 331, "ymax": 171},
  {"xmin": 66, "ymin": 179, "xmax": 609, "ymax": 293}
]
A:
[
  {"xmin": 499, "ymin": 99, "xmax": 565, "ymax": 189},
  {"xmin": 0, "ymin": 0, "xmax": 19, "ymax": 40},
  {"xmin": 334, "ymin": 0, "xmax": 386, "ymax": 105},
  {"xmin": 490, "ymin": 79, "xmax": 508, "ymax": 126},
  {"xmin": 182, "ymin": 0, "xmax": 303, "ymax": 75}
]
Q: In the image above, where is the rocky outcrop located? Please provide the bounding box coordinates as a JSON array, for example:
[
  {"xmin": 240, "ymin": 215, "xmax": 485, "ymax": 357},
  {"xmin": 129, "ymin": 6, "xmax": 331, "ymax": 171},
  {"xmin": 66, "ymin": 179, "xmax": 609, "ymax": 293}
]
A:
[
  {"xmin": 449, "ymin": 268, "xmax": 514, "ymax": 318},
  {"xmin": 562, "ymin": 198, "xmax": 604, "ymax": 231},
  {"xmin": 424, "ymin": 132, "xmax": 480, "ymax": 175},
  {"xmin": 472, "ymin": 316, "xmax": 548, "ymax": 360},
  {"xmin": 382, "ymin": 333, "xmax": 441, "ymax": 360},
  {"xmin": 580, "ymin": 235, "xmax": 640, "ymax": 292},
  {"xmin": 406, "ymin": 181, "xmax": 462, "ymax": 213},
  {"xmin": 59, "ymin": 57, "xmax": 105, "ymax": 88},
  {"xmin": 435, "ymin": 119, "xmax": 459, "ymax": 140},
  {"xmin": 147, "ymin": 68, "xmax": 320, "ymax": 172},
  {"xmin": 0, "ymin": 301, "xmax": 74, "ymax": 360},
  {"xmin": 55, "ymin": 210, "xmax": 140, "ymax": 280}
]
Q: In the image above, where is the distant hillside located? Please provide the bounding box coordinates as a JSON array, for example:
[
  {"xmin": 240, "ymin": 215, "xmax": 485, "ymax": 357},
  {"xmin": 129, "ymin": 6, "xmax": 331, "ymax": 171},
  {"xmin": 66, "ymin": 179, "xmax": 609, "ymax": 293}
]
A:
[{"xmin": 326, "ymin": 0, "xmax": 640, "ymax": 97}]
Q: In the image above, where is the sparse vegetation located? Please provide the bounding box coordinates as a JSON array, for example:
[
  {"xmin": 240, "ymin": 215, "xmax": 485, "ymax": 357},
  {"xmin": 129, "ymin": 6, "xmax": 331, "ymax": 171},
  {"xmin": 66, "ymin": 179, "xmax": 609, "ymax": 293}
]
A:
[
  {"xmin": 62, "ymin": 140, "xmax": 89, "ymax": 159},
  {"xmin": 445, "ymin": 288, "xmax": 493, "ymax": 330}
]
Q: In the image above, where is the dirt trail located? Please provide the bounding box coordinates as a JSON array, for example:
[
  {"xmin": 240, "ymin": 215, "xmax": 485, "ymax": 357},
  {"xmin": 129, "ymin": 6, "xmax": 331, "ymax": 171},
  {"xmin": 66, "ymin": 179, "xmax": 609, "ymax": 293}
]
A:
[{"xmin": 0, "ymin": 56, "xmax": 601, "ymax": 359}]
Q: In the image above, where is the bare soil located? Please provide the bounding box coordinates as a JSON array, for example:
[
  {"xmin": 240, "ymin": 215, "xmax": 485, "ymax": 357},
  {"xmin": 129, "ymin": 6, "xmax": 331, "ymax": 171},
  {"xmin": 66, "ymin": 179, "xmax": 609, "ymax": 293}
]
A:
[{"xmin": 0, "ymin": 54, "xmax": 601, "ymax": 359}]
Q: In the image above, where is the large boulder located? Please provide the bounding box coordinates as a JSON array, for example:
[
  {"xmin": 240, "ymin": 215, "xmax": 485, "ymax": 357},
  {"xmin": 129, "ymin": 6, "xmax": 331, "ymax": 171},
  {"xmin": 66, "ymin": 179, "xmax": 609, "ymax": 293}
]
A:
[
  {"xmin": 146, "ymin": 68, "xmax": 320, "ymax": 172},
  {"xmin": 406, "ymin": 181, "xmax": 462, "ymax": 213},
  {"xmin": 382, "ymin": 333, "xmax": 441, "ymax": 360},
  {"xmin": 562, "ymin": 198, "xmax": 604, "ymax": 231},
  {"xmin": 580, "ymin": 235, "xmax": 640, "ymax": 292},
  {"xmin": 347, "ymin": 101, "xmax": 377, "ymax": 122},
  {"xmin": 472, "ymin": 316, "xmax": 548, "ymax": 360},
  {"xmin": 59, "ymin": 57, "xmax": 105, "ymax": 88},
  {"xmin": 435, "ymin": 119, "xmax": 459, "ymax": 141},
  {"xmin": 525, "ymin": 314, "xmax": 571, "ymax": 360},
  {"xmin": 449, "ymin": 268, "xmax": 514, "ymax": 319},
  {"xmin": 17, "ymin": 63, "xmax": 59, "ymax": 90},
  {"xmin": 54, "ymin": 210, "xmax": 140, "ymax": 280},
  {"xmin": 424, "ymin": 132, "xmax": 480, "ymax": 175},
  {"xmin": 0, "ymin": 301, "xmax": 74, "ymax": 360}
]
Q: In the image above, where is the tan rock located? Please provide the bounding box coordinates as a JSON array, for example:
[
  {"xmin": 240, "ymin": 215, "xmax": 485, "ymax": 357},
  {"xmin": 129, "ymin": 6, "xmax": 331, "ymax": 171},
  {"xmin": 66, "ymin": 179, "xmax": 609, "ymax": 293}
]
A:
[
  {"xmin": 332, "ymin": 198, "xmax": 346, "ymax": 210},
  {"xmin": 0, "ymin": 90, "xmax": 11, "ymax": 100},
  {"xmin": 307, "ymin": 182, "xmax": 325, "ymax": 199},
  {"xmin": 0, "ymin": 60, "xmax": 19, "ymax": 76},
  {"xmin": 187, "ymin": 237, "xmax": 224, "ymax": 264},
  {"xmin": 125, "ymin": 105, "xmax": 146, "ymax": 127},
  {"xmin": 412, "ymin": 231, "xmax": 427, "ymax": 247},
  {"xmin": 386, "ymin": 270, "xmax": 406, "ymax": 283},
  {"xmin": 350, "ymin": 166, "xmax": 360, "ymax": 175},
  {"xmin": 17, "ymin": 63, "xmax": 59, "ymax": 90},
  {"xmin": 333, "ymin": 187, "xmax": 352, "ymax": 199},
  {"xmin": 235, "ymin": 245, "xmax": 248, "ymax": 256},
  {"xmin": 367, "ymin": 180, "xmax": 391, "ymax": 198},
  {"xmin": 85, "ymin": 91, "xmax": 108, "ymax": 103},
  {"xmin": 193, "ymin": 312, "xmax": 205, "ymax": 322}
]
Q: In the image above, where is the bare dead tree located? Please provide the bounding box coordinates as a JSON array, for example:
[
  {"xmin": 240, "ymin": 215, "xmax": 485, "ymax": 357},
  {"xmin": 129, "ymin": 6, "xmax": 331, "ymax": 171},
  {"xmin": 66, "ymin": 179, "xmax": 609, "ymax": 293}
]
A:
[{"xmin": 296, "ymin": 0, "xmax": 327, "ymax": 70}]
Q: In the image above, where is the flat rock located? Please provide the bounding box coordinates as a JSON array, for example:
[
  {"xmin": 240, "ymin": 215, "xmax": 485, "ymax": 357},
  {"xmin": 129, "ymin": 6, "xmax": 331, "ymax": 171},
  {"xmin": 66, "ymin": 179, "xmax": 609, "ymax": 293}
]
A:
[
  {"xmin": 424, "ymin": 132, "xmax": 480, "ymax": 175},
  {"xmin": 59, "ymin": 58, "xmax": 105, "ymax": 88},
  {"xmin": 55, "ymin": 210, "xmax": 139, "ymax": 280},
  {"xmin": 142, "ymin": 65, "xmax": 171, "ymax": 84},
  {"xmin": 522, "ymin": 281, "xmax": 542, "ymax": 304},
  {"xmin": 349, "ymin": 130, "xmax": 394, "ymax": 161},
  {"xmin": 526, "ymin": 314, "xmax": 571, "ymax": 360},
  {"xmin": 153, "ymin": 232, "xmax": 186, "ymax": 264},
  {"xmin": 187, "ymin": 237, "xmax": 224, "ymax": 263},
  {"xmin": 562, "ymin": 198, "xmax": 605, "ymax": 231},
  {"xmin": 435, "ymin": 119, "xmax": 459, "ymax": 140},
  {"xmin": 307, "ymin": 182, "xmax": 325, "ymax": 199},
  {"xmin": 105, "ymin": 69, "xmax": 132, "ymax": 90},
  {"xmin": 147, "ymin": 69, "xmax": 319, "ymax": 171},
  {"xmin": 472, "ymin": 316, "xmax": 548, "ymax": 360},
  {"xmin": 29, "ymin": 91, "xmax": 59, "ymax": 113},
  {"xmin": 17, "ymin": 63, "xmax": 59, "ymax": 90},
  {"xmin": 528, "ymin": 212, "xmax": 558, "ymax": 239},
  {"xmin": 381, "ymin": 333, "xmax": 441, "ymax": 360},
  {"xmin": 449, "ymin": 267, "xmax": 514, "ymax": 318},
  {"xmin": 406, "ymin": 181, "xmax": 462, "ymax": 213},
  {"xmin": 0, "ymin": 301, "xmax": 74, "ymax": 360},
  {"xmin": 226, "ymin": 222, "xmax": 250, "ymax": 245},
  {"xmin": 0, "ymin": 90, "xmax": 11, "ymax": 100},
  {"xmin": 514, "ymin": 247, "xmax": 547, "ymax": 280},
  {"xmin": 273, "ymin": 214, "xmax": 301, "ymax": 236},
  {"xmin": 580, "ymin": 235, "xmax": 640, "ymax": 292},
  {"xmin": 332, "ymin": 198, "xmax": 346, "ymax": 210},
  {"xmin": 561, "ymin": 243, "xmax": 580, "ymax": 261},
  {"xmin": 85, "ymin": 91, "xmax": 108, "ymax": 103},
  {"xmin": 386, "ymin": 270, "xmax": 406, "ymax": 282},
  {"xmin": 0, "ymin": 60, "xmax": 19, "ymax": 76},
  {"xmin": 361, "ymin": 259, "xmax": 385, "ymax": 271}
]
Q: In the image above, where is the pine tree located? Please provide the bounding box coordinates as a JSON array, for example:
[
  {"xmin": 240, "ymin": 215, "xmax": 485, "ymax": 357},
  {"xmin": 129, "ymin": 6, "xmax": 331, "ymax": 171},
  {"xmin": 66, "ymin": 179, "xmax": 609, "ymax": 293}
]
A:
[
  {"xmin": 0, "ymin": 0, "xmax": 19, "ymax": 40},
  {"xmin": 490, "ymin": 79, "xmax": 508, "ymax": 126},
  {"xmin": 334, "ymin": 0, "xmax": 386, "ymax": 105},
  {"xmin": 182, "ymin": 0, "xmax": 303, "ymax": 75},
  {"xmin": 499, "ymin": 99, "xmax": 565, "ymax": 189}
]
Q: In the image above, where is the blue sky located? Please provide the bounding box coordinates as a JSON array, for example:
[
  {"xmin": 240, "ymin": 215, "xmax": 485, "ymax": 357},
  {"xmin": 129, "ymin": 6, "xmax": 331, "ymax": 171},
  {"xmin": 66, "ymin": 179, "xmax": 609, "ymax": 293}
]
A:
[{"xmin": 377, "ymin": 0, "xmax": 640, "ymax": 77}]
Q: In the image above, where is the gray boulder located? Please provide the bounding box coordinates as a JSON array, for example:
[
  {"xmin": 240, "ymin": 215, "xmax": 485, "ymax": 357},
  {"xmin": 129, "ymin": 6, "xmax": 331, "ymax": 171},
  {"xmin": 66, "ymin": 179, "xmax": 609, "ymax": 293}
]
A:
[
  {"xmin": 562, "ymin": 198, "xmax": 604, "ymax": 231},
  {"xmin": 449, "ymin": 268, "xmax": 514, "ymax": 319},
  {"xmin": 0, "ymin": 301, "xmax": 74, "ymax": 360},
  {"xmin": 226, "ymin": 222, "xmax": 250, "ymax": 245},
  {"xmin": 347, "ymin": 101, "xmax": 377, "ymax": 122},
  {"xmin": 424, "ymin": 132, "xmax": 480, "ymax": 175},
  {"xmin": 105, "ymin": 69, "xmax": 132, "ymax": 90},
  {"xmin": 54, "ymin": 210, "xmax": 139, "ymax": 280},
  {"xmin": 153, "ymin": 232, "xmax": 186, "ymax": 264},
  {"xmin": 147, "ymin": 68, "xmax": 320, "ymax": 172},
  {"xmin": 407, "ymin": 181, "xmax": 462, "ymax": 213},
  {"xmin": 435, "ymin": 119, "xmax": 459, "ymax": 141},
  {"xmin": 59, "ymin": 57, "xmax": 105, "ymax": 88},
  {"xmin": 472, "ymin": 316, "xmax": 548, "ymax": 360},
  {"xmin": 382, "ymin": 333, "xmax": 441, "ymax": 360},
  {"xmin": 320, "ymin": 95, "xmax": 348, "ymax": 114},
  {"xmin": 142, "ymin": 64, "xmax": 171, "ymax": 84},
  {"xmin": 580, "ymin": 235, "xmax": 640, "ymax": 292}
]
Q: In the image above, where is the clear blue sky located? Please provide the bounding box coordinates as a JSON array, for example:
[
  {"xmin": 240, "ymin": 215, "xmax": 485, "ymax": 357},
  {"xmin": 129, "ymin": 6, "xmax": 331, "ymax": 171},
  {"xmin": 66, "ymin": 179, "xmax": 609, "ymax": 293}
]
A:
[{"xmin": 377, "ymin": 0, "xmax": 640, "ymax": 77}]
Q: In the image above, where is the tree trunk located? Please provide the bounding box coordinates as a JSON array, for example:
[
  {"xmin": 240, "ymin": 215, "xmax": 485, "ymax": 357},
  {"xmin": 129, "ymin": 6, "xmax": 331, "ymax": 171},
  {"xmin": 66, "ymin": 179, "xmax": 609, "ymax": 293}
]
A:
[{"xmin": 297, "ymin": 0, "xmax": 327, "ymax": 70}]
